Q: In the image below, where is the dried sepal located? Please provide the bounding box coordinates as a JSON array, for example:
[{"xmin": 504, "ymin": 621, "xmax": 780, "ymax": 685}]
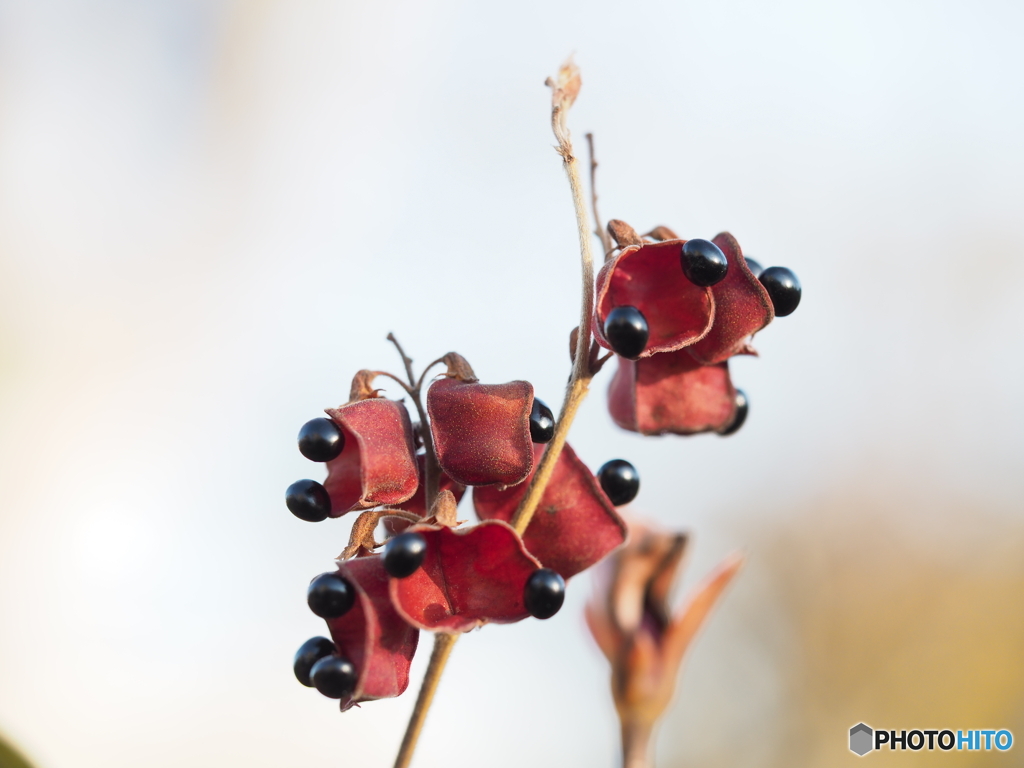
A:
[
  {"xmin": 348, "ymin": 369, "xmax": 385, "ymax": 402},
  {"xmin": 607, "ymin": 219, "xmax": 643, "ymax": 248},
  {"xmin": 422, "ymin": 489, "xmax": 460, "ymax": 528},
  {"xmin": 594, "ymin": 240, "xmax": 715, "ymax": 358},
  {"xmin": 325, "ymin": 555, "xmax": 419, "ymax": 712},
  {"xmin": 644, "ymin": 226, "xmax": 679, "ymax": 242},
  {"xmin": 686, "ymin": 233, "xmax": 774, "ymax": 364},
  {"xmin": 441, "ymin": 352, "xmax": 478, "ymax": 383},
  {"xmin": 323, "ymin": 398, "xmax": 419, "ymax": 516},
  {"xmin": 607, "ymin": 349, "xmax": 737, "ymax": 436},
  {"xmin": 338, "ymin": 508, "xmax": 421, "ymax": 561},
  {"xmin": 474, "ymin": 443, "xmax": 627, "ymax": 579},
  {"xmin": 388, "ymin": 521, "xmax": 542, "ymax": 633},
  {"xmin": 585, "ymin": 523, "xmax": 744, "ymax": 735},
  {"xmin": 426, "ymin": 377, "xmax": 535, "ymax": 487}
]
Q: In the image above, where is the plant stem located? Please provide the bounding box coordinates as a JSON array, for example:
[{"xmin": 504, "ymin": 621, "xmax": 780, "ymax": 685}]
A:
[
  {"xmin": 392, "ymin": 633, "xmax": 459, "ymax": 768},
  {"xmin": 389, "ymin": 59, "xmax": 595, "ymax": 768},
  {"xmin": 512, "ymin": 62, "xmax": 596, "ymax": 535},
  {"xmin": 386, "ymin": 333, "xmax": 440, "ymax": 507},
  {"xmin": 621, "ymin": 720, "xmax": 655, "ymax": 768},
  {"xmin": 585, "ymin": 132, "xmax": 613, "ymax": 255}
]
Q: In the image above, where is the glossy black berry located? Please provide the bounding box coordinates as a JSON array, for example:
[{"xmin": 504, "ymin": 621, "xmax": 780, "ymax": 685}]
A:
[
  {"xmin": 382, "ymin": 532, "xmax": 427, "ymax": 578},
  {"xmin": 307, "ymin": 572, "xmax": 356, "ymax": 619},
  {"xmin": 310, "ymin": 654, "xmax": 358, "ymax": 699},
  {"xmin": 718, "ymin": 389, "xmax": 749, "ymax": 437},
  {"xmin": 759, "ymin": 266, "xmax": 801, "ymax": 317},
  {"xmin": 294, "ymin": 636, "xmax": 336, "ymax": 687},
  {"xmin": 297, "ymin": 417, "xmax": 345, "ymax": 462},
  {"xmin": 744, "ymin": 257, "xmax": 763, "ymax": 278},
  {"xmin": 524, "ymin": 568, "xmax": 566, "ymax": 619},
  {"xmin": 597, "ymin": 459, "xmax": 640, "ymax": 506},
  {"xmin": 529, "ymin": 398, "xmax": 555, "ymax": 443},
  {"xmin": 604, "ymin": 306, "xmax": 649, "ymax": 360},
  {"xmin": 681, "ymin": 238, "xmax": 729, "ymax": 287},
  {"xmin": 286, "ymin": 479, "xmax": 331, "ymax": 522}
]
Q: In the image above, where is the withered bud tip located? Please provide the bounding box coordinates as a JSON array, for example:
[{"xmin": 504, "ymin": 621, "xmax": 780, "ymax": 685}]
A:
[
  {"xmin": 548, "ymin": 57, "xmax": 581, "ymax": 111},
  {"xmin": 441, "ymin": 352, "xmax": 478, "ymax": 383},
  {"xmin": 428, "ymin": 490, "xmax": 459, "ymax": 528},
  {"xmin": 349, "ymin": 370, "xmax": 385, "ymax": 402},
  {"xmin": 607, "ymin": 219, "xmax": 643, "ymax": 248},
  {"xmin": 645, "ymin": 225, "xmax": 680, "ymax": 242}
]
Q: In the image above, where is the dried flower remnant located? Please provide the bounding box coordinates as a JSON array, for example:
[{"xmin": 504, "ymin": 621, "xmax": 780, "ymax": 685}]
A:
[{"xmin": 586, "ymin": 524, "xmax": 744, "ymax": 768}]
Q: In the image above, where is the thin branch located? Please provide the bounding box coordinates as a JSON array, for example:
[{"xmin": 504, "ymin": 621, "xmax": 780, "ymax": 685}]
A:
[
  {"xmin": 414, "ymin": 357, "xmax": 447, "ymax": 394},
  {"xmin": 387, "ymin": 332, "xmax": 418, "ymax": 388},
  {"xmin": 383, "ymin": 335, "xmax": 441, "ymax": 529},
  {"xmin": 390, "ymin": 58, "xmax": 597, "ymax": 768},
  {"xmin": 586, "ymin": 133, "xmax": 613, "ymax": 255},
  {"xmin": 373, "ymin": 371, "xmax": 415, "ymax": 398},
  {"xmin": 392, "ymin": 633, "xmax": 459, "ymax": 768},
  {"xmin": 511, "ymin": 59, "xmax": 597, "ymax": 535}
]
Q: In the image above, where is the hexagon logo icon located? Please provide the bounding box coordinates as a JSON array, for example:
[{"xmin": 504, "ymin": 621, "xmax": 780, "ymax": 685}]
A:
[{"xmin": 850, "ymin": 723, "xmax": 873, "ymax": 756}]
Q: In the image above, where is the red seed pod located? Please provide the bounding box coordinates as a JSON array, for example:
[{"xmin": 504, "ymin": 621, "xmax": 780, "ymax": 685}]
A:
[
  {"xmin": 608, "ymin": 348, "xmax": 738, "ymax": 435},
  {"xmin": 323, "ymin": 398, "xmax": 418, "ymax": 517},
  {"xmin": 388, "ymin": 521, "xmax": 541, "ymax": 633},
  {"xmin": 324, "ymin": 556, "xmax": 419, "ymax": 712},
  {"xmin": 594, "ymin": 239, "xmax": 714, "ymax": 358},
  {"xmin": 426, "ymin": 377, "xmax": 535, "ymax": 487},
  {"xmin": 474, "ymin": 443, "xmax": 627, "ymax": 579},
  {"xmin": 686, "ymin": 233, "xmax": 774, "ymax": 364}
]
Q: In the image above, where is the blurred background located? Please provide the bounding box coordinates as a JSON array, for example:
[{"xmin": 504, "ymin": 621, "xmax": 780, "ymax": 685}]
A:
[{"xmin": 0, "ymin": 1, "xmax": 1022, "ymax": 766}]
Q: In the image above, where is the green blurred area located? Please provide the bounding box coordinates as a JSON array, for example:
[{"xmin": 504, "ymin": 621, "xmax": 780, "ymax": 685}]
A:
[{"xmin": 0, "ymin": 734, "xmax": 34, "ymax": 768}]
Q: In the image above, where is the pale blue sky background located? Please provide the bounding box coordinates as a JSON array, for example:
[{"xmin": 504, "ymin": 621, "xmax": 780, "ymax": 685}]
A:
[{"xmin": 0, "ymin": 2, "xmax": 1022, "ymax": 767}]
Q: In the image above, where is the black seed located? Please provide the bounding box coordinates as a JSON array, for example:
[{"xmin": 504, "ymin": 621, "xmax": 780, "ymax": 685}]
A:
[
  {"xmin": 681, "ymin": 239, "xmax": 729, "ymax": 287},
  {"xmin": 604, "ymin": 306, "xmax": 649, "ymax": 360},
  {"xmin": 307, "ymin": 572, "xmax": 356, "ymax": 619},
  {"xmin": 759, "ymin": 266, "xmax": 801, "ymax": 316},
  {"xmin": 529, "ymin": 398, "xmax": 555, "ymax": 443},
  {"xmin": 286, "ymin": 479, "xmax": 331, "ymax": 522},
  {"xmin": 298, "ymin": 417, "xmax": 345, "ymax": 462},
  {"xmin": 597, "ymin": 459, "xmax": 640, "ymax": 506},
  {"xmin": 744, "ymin": 257, "xmax": 763, "ymax": 278},
  {"xmin": 310, "ymin": 655, "xmax": 358, "ymax": 699},
  {"xmin": 383, "ymin": 532, "xmax": 427, "ymax": 578},
  {"xmin": 524, "ymin": 568, "xmax": 566, "ymax": 619},
  {"xmin": 293, "ymin": 636, "xmax": 335, "ymax": 687},
  {"xmin": 718, "ymin": 389, "xmax": 749, "ymax": 437}
]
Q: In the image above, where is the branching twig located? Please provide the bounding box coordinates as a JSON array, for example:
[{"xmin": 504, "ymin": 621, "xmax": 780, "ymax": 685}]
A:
[
  {"xmin": 386, "ymin": 334, "xmax": 441, "ymax": 505},
  {"xmin": 586, "ymin": 133, "xmax": 613, "ymax": 255}
]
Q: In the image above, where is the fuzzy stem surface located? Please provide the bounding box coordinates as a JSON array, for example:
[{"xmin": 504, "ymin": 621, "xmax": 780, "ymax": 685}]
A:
[
  {"xmin": 392, "ymin": 633, "xmax": 459, "ymax": 768},
  {"xmin": 512, "ymin": 63, "xmax": 595, "ymax": 535}
]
